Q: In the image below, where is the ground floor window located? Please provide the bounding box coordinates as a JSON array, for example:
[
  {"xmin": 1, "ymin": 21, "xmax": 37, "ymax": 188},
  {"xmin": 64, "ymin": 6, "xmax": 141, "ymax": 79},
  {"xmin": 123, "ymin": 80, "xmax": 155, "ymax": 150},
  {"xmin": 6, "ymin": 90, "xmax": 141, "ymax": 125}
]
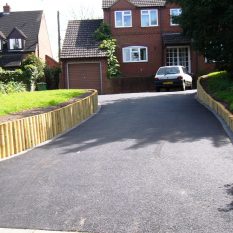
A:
[
  {"xmin": 166, "ymin": 46, "xmax": 191, "ymax": 72},
  {"xmin": 123, "ymin": 46, "xmax": 148, "ymax": 63}
]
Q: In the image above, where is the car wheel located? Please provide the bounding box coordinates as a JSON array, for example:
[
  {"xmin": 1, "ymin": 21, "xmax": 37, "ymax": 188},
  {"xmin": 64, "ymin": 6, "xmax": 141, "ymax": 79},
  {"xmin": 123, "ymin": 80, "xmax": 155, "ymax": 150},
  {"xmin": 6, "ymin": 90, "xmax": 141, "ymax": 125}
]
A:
[{"xmin": 156, "ymin": 87, "xmax": 160, "ymax": 92}]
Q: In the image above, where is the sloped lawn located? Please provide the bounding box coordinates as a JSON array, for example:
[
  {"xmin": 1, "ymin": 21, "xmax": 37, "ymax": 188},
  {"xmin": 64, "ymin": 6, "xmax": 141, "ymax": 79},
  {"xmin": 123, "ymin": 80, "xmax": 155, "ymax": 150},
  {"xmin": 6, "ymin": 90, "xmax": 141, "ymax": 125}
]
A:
[
  {"xmin": 0, "ymin": 89, "xmax": 87, "ymax": 116},
  {"xmin": 201, "ymin": 71, "xmax": 233, "ymax": 113}
]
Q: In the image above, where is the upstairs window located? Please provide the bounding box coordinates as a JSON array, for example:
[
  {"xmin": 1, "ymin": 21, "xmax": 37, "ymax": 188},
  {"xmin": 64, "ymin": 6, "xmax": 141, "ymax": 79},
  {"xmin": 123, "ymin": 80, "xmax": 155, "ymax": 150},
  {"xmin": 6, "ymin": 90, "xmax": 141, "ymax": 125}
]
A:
[
  {"xmin": 9, "ymin": 38, "xmax": 23, "ymax": 50},
  {"xmin": 170, "ymin": 8, "xmax": 182, "ymax": 26},
  {"xmin": 141, "ymin": 9, "xmax": 158, "ymax": 27},
  {"xmin": 123, "ymin": 46, "xmax": 148, "ymax": 63},
  {"xmin": 115, "ymin": 11, "xmax": 132, "ymax": 28}
]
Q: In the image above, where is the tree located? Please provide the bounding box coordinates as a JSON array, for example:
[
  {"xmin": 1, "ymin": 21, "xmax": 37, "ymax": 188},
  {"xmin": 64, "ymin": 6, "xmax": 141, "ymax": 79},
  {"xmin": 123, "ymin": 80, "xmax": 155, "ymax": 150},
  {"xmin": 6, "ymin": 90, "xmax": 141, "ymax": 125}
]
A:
[
  {"xmin": 168, "ymin": 0, "xmax": 233, "ymax": 72},
  {"xmin": 21, "ymin": 53, "xmax": 45, "ymax": 91}
]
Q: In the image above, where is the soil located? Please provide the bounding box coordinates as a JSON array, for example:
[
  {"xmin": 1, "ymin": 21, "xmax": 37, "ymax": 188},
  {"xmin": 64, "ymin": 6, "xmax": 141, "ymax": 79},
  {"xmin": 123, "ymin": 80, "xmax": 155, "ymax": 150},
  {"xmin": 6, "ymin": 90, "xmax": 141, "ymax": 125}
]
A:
[{"xmin": 0, "ymin": 91, "xmax": 93, "ymax": 124}]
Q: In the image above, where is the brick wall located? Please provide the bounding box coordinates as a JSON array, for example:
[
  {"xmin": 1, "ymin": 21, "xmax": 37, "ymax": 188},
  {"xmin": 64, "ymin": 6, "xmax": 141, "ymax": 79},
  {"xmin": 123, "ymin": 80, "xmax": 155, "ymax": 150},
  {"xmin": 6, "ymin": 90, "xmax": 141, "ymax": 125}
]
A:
[{"xmin": 103, "ymin": 0, "xmax": 215, "ymax": 80}]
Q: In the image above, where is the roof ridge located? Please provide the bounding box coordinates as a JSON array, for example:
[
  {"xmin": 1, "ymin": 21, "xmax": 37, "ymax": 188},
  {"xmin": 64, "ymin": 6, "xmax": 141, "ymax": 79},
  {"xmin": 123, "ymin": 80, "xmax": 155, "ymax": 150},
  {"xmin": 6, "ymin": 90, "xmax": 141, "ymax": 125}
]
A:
[{"xmin": 102, "ymin": 0, "xmax": 166, "ymax": 9}]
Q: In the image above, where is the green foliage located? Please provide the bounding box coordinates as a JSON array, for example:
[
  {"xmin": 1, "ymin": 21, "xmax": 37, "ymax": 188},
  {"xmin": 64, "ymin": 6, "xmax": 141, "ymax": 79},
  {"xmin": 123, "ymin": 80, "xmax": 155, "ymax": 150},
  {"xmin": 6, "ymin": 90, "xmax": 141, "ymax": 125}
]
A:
[
  {"xmin": 168, "ymin": 0, "xmax": 233, "ymax": 72},
  {"xmin": 99, "ymin": 39, "xmax": 120, "ymax": 78},
  {"xmin": 94, "ymin": 22, "xmax": 112, "ymax": 41},
  {"xmin": 21, "ymin": 54, "xmax": 45, "ymax": 91},
  {"xmin": 21, "ymin": 53, "xmax": 45, "ymax": 79},
  {"xmin": 0, "ymin": 89, "xmax": 86, "ymax": 116},
  {"xmin": 0, "ymin": 69, "xmax": 24, "ymax": 84},
  {"xmin": 0, "ymin": 81, "xmax": 26, "ymax": 94},
  {"xmin": 0, "ymin": 82, "xmax": 5, "ymax": 94},
  {"xmin": 44, "ymin": 66, "xmax": 61, "ymax": 89}
]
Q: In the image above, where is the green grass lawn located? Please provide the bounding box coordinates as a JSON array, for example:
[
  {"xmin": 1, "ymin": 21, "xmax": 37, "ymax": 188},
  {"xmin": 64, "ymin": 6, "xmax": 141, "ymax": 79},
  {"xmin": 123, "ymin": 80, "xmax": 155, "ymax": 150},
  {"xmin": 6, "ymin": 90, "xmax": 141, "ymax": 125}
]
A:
[
  {"xmin": 203, "ymin": 71, "xmax": 233, "ymax": 112},
  {"xmin": 0, "ymin": 89, "xmax": 87, "ymax": 116}
]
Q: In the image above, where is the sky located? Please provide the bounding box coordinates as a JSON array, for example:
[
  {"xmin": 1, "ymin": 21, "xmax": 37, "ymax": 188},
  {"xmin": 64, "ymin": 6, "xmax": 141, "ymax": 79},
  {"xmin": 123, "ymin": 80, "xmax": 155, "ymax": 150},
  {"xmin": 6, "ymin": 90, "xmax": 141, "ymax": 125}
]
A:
[{"xmin": 1, "ymin": 0, "xmax": 103, "ymax": 60}]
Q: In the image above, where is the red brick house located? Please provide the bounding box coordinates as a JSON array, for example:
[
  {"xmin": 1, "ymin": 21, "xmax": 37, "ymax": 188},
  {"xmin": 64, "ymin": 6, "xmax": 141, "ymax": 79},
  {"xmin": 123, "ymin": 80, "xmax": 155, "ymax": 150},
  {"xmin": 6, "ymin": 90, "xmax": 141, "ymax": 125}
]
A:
[
  {"xmin": 60, "ymin": 0, "xmax": 215, "ymax": 94},
  {"xmin": 0, "ymin": 3, "xmax": 53, "ymax": 69}
]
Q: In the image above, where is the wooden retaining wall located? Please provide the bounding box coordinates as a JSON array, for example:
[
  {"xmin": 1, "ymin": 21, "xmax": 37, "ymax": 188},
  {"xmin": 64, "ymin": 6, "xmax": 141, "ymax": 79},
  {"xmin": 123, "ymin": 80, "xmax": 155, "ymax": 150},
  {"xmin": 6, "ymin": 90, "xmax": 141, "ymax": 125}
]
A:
[
  {"xmin": 197, "ymin": 76, "xmax": 233, "ymax": 132},
  {"xmin": 0, "ymin": 90, "xmax": 98, "ymax": 159}
]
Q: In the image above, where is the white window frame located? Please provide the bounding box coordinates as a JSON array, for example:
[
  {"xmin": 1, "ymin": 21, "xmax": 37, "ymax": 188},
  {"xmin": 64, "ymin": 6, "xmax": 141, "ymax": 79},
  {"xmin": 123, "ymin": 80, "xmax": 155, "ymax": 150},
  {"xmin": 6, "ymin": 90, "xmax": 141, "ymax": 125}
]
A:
[
  {"xmin": 141, "ymin": 9, "xmax": 158, "ymax": 27},
  {"xmin": 170, "ymin": 8, "xmax": 182, "ymax": 26},
  {"xmin": 114, "ymin": 10, "xmax": 132, "ymax": 28},
  {"xmin": 122, "ymin": 46, "xmax": 148, "ymax": 63},
  {"xmin": 9, "ymin": 38, "xmax": 23, "ymax": 50},
  {"xmin": 166, "ymin": 46, "xmax": 191, "ymax": 72}
]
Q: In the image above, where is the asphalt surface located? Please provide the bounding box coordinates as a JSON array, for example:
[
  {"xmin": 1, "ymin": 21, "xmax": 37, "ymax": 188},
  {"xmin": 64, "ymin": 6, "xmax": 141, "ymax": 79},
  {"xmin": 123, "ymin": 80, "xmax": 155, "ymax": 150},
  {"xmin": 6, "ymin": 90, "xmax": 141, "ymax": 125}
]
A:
[{"xmin": 0, "ymin": 90, "xmax": 233, "ymax": 233}]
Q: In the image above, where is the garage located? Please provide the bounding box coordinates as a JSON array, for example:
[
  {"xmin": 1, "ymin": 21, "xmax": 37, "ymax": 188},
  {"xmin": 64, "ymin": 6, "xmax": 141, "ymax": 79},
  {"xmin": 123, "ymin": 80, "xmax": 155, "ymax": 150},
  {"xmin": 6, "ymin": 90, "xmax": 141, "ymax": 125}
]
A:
[{"xmin": 67, "ymin": 62, "xmax": 102, "ymax": 93}]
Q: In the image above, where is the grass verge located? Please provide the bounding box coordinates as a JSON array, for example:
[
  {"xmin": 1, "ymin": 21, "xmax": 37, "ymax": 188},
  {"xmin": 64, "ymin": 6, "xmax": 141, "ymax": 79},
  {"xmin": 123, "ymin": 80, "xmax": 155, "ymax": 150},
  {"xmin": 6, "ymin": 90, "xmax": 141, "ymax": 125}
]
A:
[
  {"xmin": 201, "ymin": 71, "xmax": 233, "ymax": 113},
  {"xmin": 0, "ymin": 89, "xmax": 87, "ymax": 116}
]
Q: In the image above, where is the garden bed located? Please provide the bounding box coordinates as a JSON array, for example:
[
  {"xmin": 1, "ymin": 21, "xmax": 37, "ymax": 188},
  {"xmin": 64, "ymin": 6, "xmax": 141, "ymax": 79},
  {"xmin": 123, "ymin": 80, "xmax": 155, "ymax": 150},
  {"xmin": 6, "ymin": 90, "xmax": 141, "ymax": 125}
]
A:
[
  {"xmin": 0, "ymin": 90, "xmax": 98, "ymax": 159},
  {"xmin": 200, "ymin": 71, "xmax": 233, "ymax": 114}
]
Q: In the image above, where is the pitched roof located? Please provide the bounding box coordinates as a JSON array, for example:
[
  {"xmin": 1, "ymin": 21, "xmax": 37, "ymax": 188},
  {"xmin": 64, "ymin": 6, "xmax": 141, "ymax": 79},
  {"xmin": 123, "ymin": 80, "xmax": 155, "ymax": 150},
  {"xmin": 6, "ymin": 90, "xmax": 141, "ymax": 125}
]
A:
[
  {"xmin": 162, "ymin": 33, "xmax": 191, "ymax": 45},
  {"xmin": 7, "ymin": 27, "xmax": 27, "ymax": 39},
  {"xmin": 0, "ymin": 31, "xmax": 6, "ymax": 40},
  {"xmin": 60, "ymin": 19, "xmax": 107, "ymax": 59},
  {"xmin": 102, "ymin": 0, "xmax": 166, "ymax": 8},
  {"xmin": 0, "ymin": 10, "xmax": 43, "ymax": 52}
]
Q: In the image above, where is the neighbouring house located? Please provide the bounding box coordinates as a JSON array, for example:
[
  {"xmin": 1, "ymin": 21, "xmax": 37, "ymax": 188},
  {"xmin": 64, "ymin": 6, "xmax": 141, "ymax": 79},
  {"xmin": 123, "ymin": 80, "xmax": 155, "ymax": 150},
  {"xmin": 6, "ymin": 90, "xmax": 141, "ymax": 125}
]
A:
[
  {"xmin": 60, "ymin": 0, "xmax": 215, "ymax": 94},
  {"xmin": 0, "ymin": 3, "xmax": 54, "ymax": 69}
]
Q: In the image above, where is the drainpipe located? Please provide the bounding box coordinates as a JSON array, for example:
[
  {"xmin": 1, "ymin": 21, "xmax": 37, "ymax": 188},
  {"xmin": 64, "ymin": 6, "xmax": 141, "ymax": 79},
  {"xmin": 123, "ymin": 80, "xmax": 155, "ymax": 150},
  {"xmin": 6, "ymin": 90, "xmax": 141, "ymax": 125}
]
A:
[{"xmin": 159, "ymin": 7, "xmax": 164, "ymax": 66}]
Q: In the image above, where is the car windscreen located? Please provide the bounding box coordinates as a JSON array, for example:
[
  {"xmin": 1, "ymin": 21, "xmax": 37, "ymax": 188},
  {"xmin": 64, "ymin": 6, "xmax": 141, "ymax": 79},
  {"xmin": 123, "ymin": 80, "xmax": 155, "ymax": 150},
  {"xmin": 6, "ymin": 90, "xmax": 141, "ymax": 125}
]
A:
[
  {"xmin": 157, "ymin": 67, "xmax": 180, "ymax": 75},
  {"xmin": 156, "ymin": 67, "xmax": 167, "ymax": 75},
  {"xmin": 165, "ymin": 67, "xmax": 180, "ymax": 74}
]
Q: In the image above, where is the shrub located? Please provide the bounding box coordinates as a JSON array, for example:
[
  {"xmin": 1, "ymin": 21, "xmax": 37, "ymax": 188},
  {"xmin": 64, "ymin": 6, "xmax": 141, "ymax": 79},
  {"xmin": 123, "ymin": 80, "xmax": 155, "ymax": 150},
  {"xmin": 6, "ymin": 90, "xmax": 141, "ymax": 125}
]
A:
[
  {"xmin": 21, "ymin": 54, "xmax": 45, "ymax": 91},
  {"xmin": 0, "ymin": 81, "xmax": 26, "ymax": 94},
  {"xmin": 44, "ymin": 66, "xmax": 61, "ymax": 89},
  {"xmin": 0, "ymin": 82, "xmax": 6, "ymax": 94},
  {"xmin": 0, "ymin": 69, "xmax": 24, "ymax": 84}
]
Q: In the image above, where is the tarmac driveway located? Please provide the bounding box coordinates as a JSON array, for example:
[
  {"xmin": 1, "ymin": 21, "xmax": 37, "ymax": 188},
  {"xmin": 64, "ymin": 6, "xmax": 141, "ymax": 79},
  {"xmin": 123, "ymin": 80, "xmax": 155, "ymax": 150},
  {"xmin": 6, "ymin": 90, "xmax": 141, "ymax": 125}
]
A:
[{"xmin": 0, "ymin": 90, "xmax": 233, "ymax": 233}]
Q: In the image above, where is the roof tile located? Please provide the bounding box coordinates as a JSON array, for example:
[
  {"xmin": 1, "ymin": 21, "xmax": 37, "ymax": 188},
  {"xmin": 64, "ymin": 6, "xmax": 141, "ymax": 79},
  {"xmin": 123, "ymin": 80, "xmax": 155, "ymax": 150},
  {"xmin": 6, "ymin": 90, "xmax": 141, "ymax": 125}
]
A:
[
  {"xmin": 102, "ymin": 0, "xmax": 166, "ymax": 8},
  {"xmin": 60, "ymin": 19, "xmax": 107, "ymax": 59},
  {"xmin": 0, "ymin": 11, "xmax": 43, "ymax": 52}
]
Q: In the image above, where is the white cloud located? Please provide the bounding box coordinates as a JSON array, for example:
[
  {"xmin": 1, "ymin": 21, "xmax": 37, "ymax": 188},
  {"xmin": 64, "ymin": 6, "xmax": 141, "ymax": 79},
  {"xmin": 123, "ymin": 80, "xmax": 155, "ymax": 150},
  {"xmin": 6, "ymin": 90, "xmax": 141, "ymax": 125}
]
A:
[{"xmin": 2, "ymin": 0, "xmax": 103, "ymax": 60}]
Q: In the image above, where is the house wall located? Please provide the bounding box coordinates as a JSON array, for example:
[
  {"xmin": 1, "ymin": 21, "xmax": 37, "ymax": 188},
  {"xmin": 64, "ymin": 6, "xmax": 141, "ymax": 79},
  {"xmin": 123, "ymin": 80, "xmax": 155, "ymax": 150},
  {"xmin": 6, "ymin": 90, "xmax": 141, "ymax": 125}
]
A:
[
  {"xmin": 38, "ymin": 13, "xmax": 53, "ymax": 61},
  {"xmin": 61, "ymin": 58, "xmax": 113, "ymax": 94},
  {"xmin": 103, "ymin": 0, "xmax": 215, "ymax": 79}
]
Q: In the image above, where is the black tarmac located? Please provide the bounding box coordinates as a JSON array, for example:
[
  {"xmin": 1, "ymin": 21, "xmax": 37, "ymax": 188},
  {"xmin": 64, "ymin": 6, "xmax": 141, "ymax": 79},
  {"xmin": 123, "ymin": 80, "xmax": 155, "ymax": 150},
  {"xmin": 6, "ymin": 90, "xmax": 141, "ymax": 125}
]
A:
[{"xmin": 0, "ymin": 91, "xmax": 233, "ymax": 233}]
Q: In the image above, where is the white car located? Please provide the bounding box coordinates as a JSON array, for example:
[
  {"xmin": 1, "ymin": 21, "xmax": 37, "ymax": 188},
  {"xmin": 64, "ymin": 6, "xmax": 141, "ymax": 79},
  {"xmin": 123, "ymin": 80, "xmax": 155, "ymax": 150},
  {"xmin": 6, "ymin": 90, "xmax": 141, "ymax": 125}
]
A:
[{"xmin": 154, "ymin": 66, "xmax": 193, "ymax": 91}]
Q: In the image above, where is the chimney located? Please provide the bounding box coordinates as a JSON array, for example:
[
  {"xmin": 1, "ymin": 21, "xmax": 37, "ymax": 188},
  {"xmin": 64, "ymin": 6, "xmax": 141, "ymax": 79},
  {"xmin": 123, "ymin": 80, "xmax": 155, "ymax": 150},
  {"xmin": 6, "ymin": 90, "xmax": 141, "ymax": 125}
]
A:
[{"xmin": 3, "ymin": 3, "xmax": 10, "ymax": 14}]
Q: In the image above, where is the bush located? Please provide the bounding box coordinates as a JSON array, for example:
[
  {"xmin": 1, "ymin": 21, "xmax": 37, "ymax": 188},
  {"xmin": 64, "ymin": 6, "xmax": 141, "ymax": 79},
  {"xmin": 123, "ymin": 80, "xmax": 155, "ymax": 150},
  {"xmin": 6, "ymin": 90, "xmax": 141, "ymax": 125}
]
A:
[
  {"xmin": 21, "ymin": 54, "xmax": 45, "ymax": 91},
  {"xmin": 0, "ymin": 81, "xmax": 26, "ymax": 94},
  {"xmin": 0, "ymin": 69, "xmax": 24, "ymax": 84},
  {"xmin": 44, "ymin": 66, "xmax": 61, "ymax": 89}
]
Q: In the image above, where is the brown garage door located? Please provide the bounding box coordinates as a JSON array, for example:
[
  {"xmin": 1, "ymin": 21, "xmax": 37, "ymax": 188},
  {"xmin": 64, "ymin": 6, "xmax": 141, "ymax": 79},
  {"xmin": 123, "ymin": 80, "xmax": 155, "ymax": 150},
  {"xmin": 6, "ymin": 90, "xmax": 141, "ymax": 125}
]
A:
[{"xmin": 68, "ymin": 63, "xmax": 101, "ymax": 93}]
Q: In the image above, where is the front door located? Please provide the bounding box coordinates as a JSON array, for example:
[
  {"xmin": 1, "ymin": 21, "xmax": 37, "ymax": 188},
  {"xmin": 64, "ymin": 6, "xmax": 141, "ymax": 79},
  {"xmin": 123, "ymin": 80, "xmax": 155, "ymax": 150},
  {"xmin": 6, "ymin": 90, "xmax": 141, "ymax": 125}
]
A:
[{"xmin": 166, "ymin": 46, "xmax": 191, "ymax": 72}]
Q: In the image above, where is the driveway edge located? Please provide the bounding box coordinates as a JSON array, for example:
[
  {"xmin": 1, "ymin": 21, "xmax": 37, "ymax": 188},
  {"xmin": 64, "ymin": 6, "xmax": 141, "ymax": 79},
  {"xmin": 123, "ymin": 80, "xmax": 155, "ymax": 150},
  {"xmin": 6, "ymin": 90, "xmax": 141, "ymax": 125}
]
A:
[
  {"xmin": 0, "ymin": 105, "xmax": 101, "ymax": 163},
  {"xmin": 196, "ymin": 76, "xmax": 233, "ymax": 143}
]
